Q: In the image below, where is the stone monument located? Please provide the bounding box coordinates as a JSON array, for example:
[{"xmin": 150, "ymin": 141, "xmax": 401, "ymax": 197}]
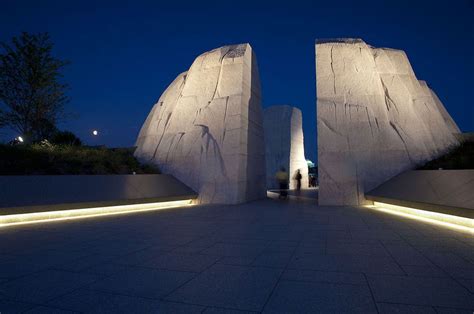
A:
[
  {"xmin": 264, "ymin": 105, "xmax": 308, "ymax": 190},
  {"xmin": 316, "ymin": 38, "xmax": 460, "ymax": 205},
  {"xmin": 135, "ymin": 44, "xmax": 266, "ymax": 204}
]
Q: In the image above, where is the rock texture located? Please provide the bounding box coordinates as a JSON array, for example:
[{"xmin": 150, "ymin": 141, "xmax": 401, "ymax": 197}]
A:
[
  {"xmin": 135, "ymin": 44, "xmax": 266, "ymax": 204},
  {"xmin": 316, "ymin": 38, "xmax": 460, "ymax": 205},
  {"xmin": 264, "ymin": 105, "xmax": 308, "ymax": 190}
]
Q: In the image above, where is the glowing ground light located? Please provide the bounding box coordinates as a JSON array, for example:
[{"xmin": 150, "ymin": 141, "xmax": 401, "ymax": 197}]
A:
[
  {"xmin": 0, "ymin": 199, "xmax": 194, "ymax": 228},
  {"xmin": 367, "ymin": 202, "xmax": 473, "ymax": 234},
  {"xmin": 92, "ymin": 130, "xmax": 98, "ymax": 136}
]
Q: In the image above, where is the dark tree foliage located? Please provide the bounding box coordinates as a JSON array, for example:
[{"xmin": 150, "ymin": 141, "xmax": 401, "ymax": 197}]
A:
[
  {"xmin": 0, "ymin": 32, "xmax": 69, "ymax": 142},
  {"xmin": 51, "ymin": 130, "xmax": 82, "ymax": 146}
]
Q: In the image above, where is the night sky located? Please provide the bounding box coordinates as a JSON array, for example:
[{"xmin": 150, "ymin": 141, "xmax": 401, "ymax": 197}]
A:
[{"xmin": 1, "ymin": 0, "xmax": 473, "ymax": 161}]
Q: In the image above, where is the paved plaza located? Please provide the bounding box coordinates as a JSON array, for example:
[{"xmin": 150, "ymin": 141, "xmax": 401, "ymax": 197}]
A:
[{"xmin": 0, "ymin": 197, "xmax": 473, "ymax": 313}]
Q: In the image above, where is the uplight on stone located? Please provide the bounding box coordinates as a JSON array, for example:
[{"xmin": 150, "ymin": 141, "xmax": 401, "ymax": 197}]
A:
[{"xmin": 316, "ymin": 38, "xmax": 460, "ymax": 206}]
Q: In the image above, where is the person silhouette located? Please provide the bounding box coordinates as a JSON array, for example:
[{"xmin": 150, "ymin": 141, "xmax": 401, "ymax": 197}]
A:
[{"xmin": 295, "ymin": 169, "xmax": 302, "ymax": 192}]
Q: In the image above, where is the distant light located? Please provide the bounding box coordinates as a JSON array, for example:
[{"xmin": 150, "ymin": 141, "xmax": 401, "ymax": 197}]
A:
[
  {"xmin": 92, "ymin": 130, "xmax": 98, "ymax": 136},
  {"xmin": 17, "ymin": 136, "xmax": 24, "ymax": 143}
]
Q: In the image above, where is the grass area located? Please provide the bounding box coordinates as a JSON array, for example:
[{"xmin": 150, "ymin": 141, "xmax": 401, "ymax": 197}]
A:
[
  {"xmin": 0, "ymin": 144, "xmax": 160, "ymax": 175},
  {"xmin": 418, "ymin": 141, "xmax": 474, "ymax": 170}
]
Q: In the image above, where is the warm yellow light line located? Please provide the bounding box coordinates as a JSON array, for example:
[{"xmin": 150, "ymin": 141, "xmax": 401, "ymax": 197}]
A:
[
  {"xmin": 367, "ymin": 202, "xmax": 473, "ymax": 234},
  {"xmin": 0, "ymin": 199, "xmax": 194, "ymax": 228}
]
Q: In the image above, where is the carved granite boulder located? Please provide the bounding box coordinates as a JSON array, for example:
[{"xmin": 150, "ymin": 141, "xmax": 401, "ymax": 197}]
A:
[
  {"xmin": 135, "ymin": 44, "xmax": 266, "ymax": 204},
  {"xmin": 264, "ymin": 105, "xmax": 308, "ymax": 190},
  {"xmin": 316, "ymin": 39, "xmax": 460, "ymax": 205}
]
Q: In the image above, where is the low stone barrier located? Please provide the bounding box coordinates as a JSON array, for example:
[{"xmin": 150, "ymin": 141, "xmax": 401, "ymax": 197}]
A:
[
  {"xmin": 0, "ymin": 174, "xmax": 197, "ymax": 215},
  {"xmin": 366, "ymin": 170, "xmax": 473, "ymax": 219}
]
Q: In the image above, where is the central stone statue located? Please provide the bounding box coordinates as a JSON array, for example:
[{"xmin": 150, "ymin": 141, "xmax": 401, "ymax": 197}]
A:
[{"xmin": 134, "ymin": 44, "xmax": 266, "ymax": 204}]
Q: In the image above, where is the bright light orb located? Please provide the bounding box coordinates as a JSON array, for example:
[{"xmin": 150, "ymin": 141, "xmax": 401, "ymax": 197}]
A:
[
  {"xmin": 92, "ymin": 130, "xmax": 98, "ymax": 136},
  {"xmin": 18, "ymin": 136, "xmax": 24, "ymax": 143}
]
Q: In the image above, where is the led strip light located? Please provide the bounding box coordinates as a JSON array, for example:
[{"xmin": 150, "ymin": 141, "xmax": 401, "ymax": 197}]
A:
[
  {"xmin": 0, "ymin": 199, "xmax": 194, "ymax": 228},
  {"xmin": 367, "ymin": 201, "xmax": 473, "ymax": 234}
]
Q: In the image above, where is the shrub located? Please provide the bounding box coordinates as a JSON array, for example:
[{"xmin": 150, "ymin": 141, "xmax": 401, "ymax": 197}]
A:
[
  {"xmin": 50, "ymin": 130, "xmax": 82, "ymax": 146},
  {"xmin": 0, "ymin": 144, "xmax": 160, "ymax": 175},
  {"xmin": 418, "ymin": 142, "xmax": 474, "ymax": 170}
]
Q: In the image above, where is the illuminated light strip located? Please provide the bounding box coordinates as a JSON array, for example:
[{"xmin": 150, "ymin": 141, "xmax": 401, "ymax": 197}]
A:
[
  {"xmin": 367, "ymin": 201, "xmax": 473, "ymax": 234},
  {"xmin": 0, "ymin": 199, "xmax": 194, "ymax": 228}
]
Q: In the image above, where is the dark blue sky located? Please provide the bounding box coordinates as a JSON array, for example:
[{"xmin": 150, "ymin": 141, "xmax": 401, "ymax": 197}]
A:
[{"xmin": 1, "ymin": 0, "xmax": 473, "ymax": 161}]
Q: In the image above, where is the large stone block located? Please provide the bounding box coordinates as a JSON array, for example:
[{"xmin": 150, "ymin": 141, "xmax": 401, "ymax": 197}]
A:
[
  {"xmin": 316, "ymin": 39, "xmax": 460, "ymax": 205},
  {"xmin": 135, "ymin": 44, "xmax": 266, "ymax": 204},
  {"xmin": 264, "ymin": 105, "xmax": 309, "ymax": 190}
]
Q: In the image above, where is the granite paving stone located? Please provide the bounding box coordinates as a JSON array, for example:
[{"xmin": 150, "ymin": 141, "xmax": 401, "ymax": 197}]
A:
[
  {"xmin": 0, "ymin": 298, "xmax": 37, "ymax": 313},
  {"xmin": 376, "ymin": 302, "xmax": 436, "ymax": 313},
  {"xmin": 203, "ymin": 307, "xmax": 258, "ymax": 313},
  {"xmin": 367, "ymin": 274, "xmax": 474, "ymax": 309},
  {"xmin": 166, "ymin": 264, "xmax": 282, "ymax": 312},
  {"xmin": 24, "ymin": 305, "xmax": 78, "ymax": 313},
  {"xmin": 262, "ymin": 280, "xmax": 377, "ymax": 313},
  {"xmin": 0, "ymin": 269, "xmax": 99, "ymax": 303},
  {"xmin": 46, "ymin": 288, "xmax": 204, "ymax": 313},
  {"xmin": 0, "ymin": 198, "xmax": 472, "ymax": 312},
  {"xmin": 140, "ymin": 252, "xmax": 222, "ymax": 272},
  {"xmin": 282, "ymin": 269, "xmax": 367, "ymax": 285},
  {"xmin": 434, "ymin": 306, "xmax": 474, "ymax": 314},
  {"xmin": 288, "ymin": 252, "xmax": 404, "ymax": 275},
  {"xmin": 86, "ymin": 266, "xmax": 196, "ymax": 299}
]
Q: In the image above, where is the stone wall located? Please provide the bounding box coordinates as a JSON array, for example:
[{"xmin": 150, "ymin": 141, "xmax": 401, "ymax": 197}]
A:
[
  {"xmin": 264, "ymin": 105, "xmax": 309, "ymax": 190},
  {"xmin": 135, "ymin": 44, "xmax": 266, "ymax": 204},
  {"xmin": 316, "ymin": 39, "xmax": 460, "ymax": 205}
]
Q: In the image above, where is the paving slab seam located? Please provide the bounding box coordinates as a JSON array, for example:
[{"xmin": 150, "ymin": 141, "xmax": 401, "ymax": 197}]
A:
[
  {"xmin": 199, "ymin": 305, "xmax": 260, "ymax": 314},
  {"xmin": 113, "ymin": 263, "xmax": 201, "ymax": 274},
  {"xmin": 160, "ymin": 255, "xmax": 226, "ymax": 301},
  {"xmin": 377, "ymin": 300, "xmax": 474, "ymax": 312},
  {"xmin": 259, "ymin": 238, "xmax": 301, "ymax": 312},
  {"xmin": 24, "ymin": 302, "xmax": 82, "ymax": 313},
  {"xmin": 398, "ymin": 234, "xmax": 474, "ymax": 296},
  {"xmin": 433, "ymin": 304, "xmax": 474, "ymax": 313},
  {"xmin": 0, "ymin": 265, "xmax": 65, "ymax": 284},
  {"xmin": 46, "ymin": 287, "xmax": 227, "ymax": 313},
  {"xmin": 280, "ymin": 278, "xmax": 366, "ymax": 286},
  {"xmin": 378, "ymin": 241, "xmax": 409, "ymax": 276},
  {"xmin": 363, "ymin": 273, "xmax": 381, "ymax": 314},
  {"xmin": 39, "ymin": 269, "xmax": 122, "ymax": 307},
  {"xmin": 285, "ymin": 265, "xmax": 399, "ymax": 276},
  {"xmin": 0, "ymin": 297, "xmax": 42, "ymax": 313}
]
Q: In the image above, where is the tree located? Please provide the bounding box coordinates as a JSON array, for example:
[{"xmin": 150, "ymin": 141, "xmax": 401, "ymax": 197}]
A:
[{"xmin": 0, "ymin": 32, "xmax": 69, "ymax": 142}]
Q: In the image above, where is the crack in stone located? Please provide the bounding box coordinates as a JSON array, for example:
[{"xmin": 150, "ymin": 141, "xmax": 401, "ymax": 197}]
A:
[
  {"xmin": 222, "ymin": 96, "xmax": 229, "ymax": 144},
  {"xmin": 366, "ymin": 107, "xmax": 374, "ymax": 138},
  {"xmin": 320, "ymin": 118, "xmax": 344, "ymax": 137},
  {"xmin": 380, "ymin": 77, "xmax": 400, "ymax": 115},
  {"xmin": 152, "ymin": 112, "xmax": 173, "ymax": 159},
  {"xmin": 390, "ymin": 121, "xmax": 413, "ymax": 163},
  {"xmin": 330, "ymin": 46, "xmax": 336, "ymax": 95}
]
